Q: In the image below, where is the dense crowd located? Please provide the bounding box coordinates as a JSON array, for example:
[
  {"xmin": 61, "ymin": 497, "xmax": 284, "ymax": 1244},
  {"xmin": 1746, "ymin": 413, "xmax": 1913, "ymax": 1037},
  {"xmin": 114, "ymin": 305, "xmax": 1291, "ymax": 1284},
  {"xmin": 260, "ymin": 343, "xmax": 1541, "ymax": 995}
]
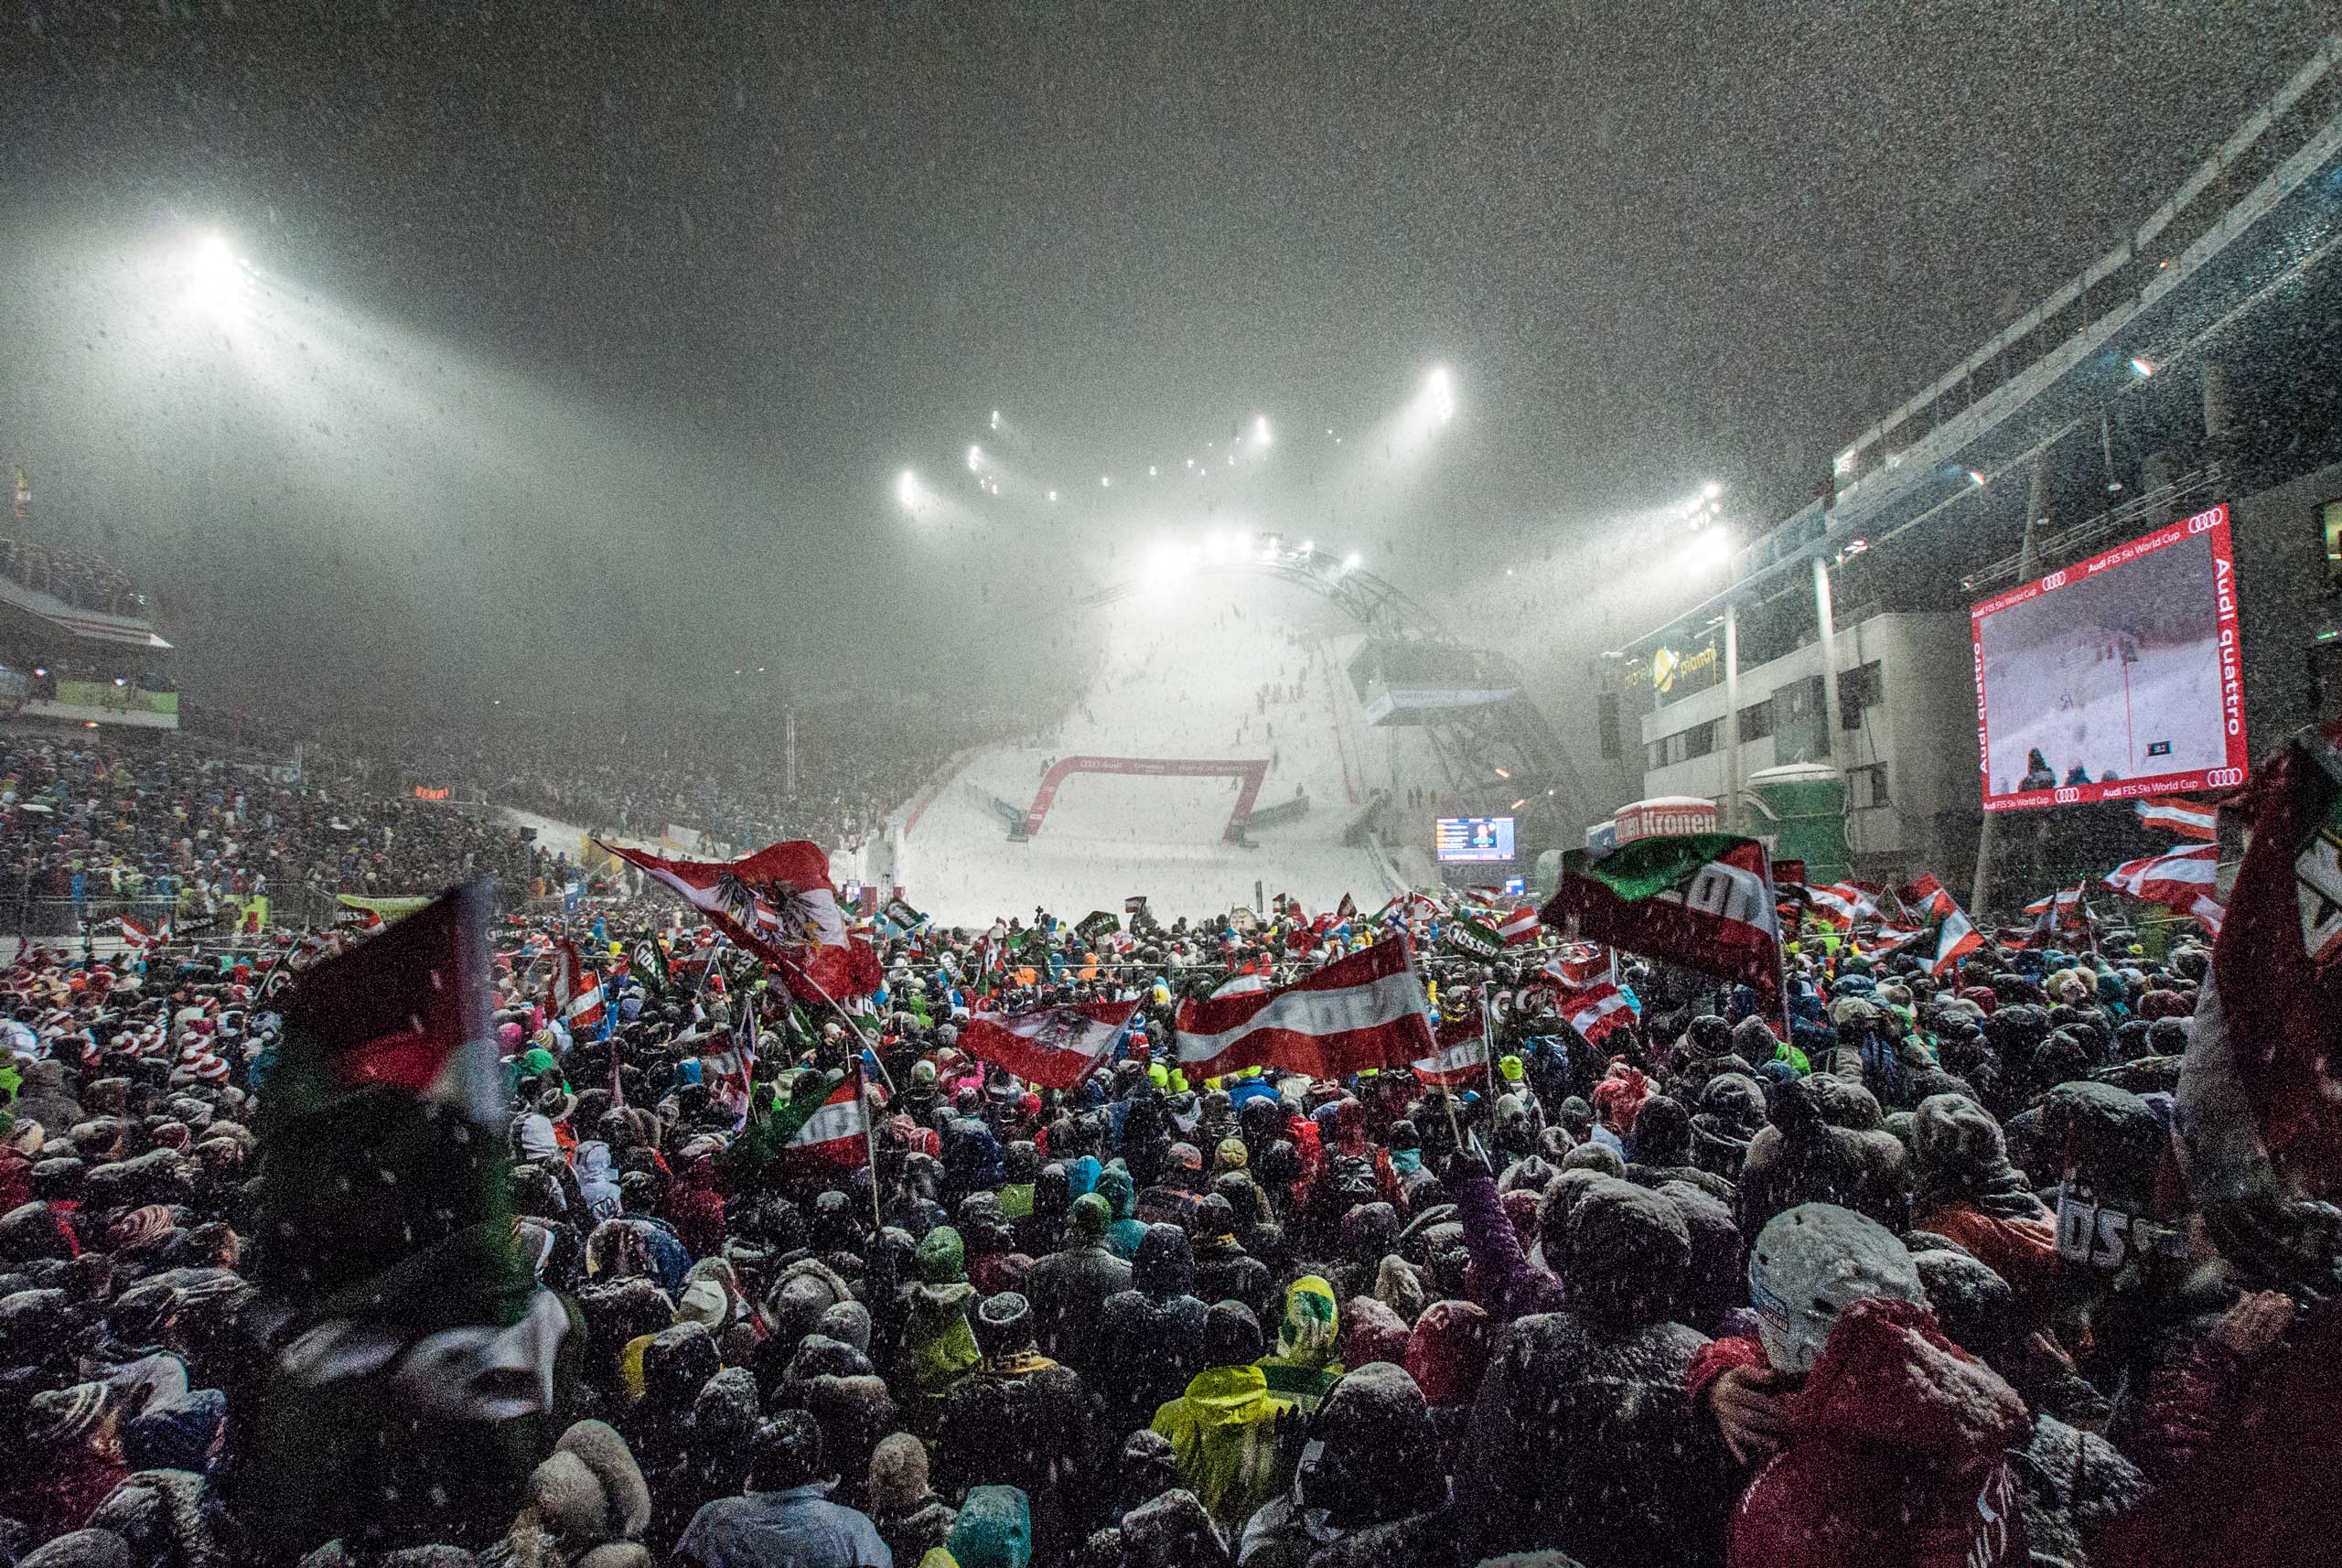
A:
[
  {"xmin": 0, "ymin": 729, "xmax": 553, "ymax": 922},
  {"xmin": 0, "ymin": 858, "xmax": 2335, "ymax": 1568},
  {"xmin": 0, "ymin": 542, "xmax": 144, "ymax": 618},
  {"xmin": 338, "ymin": 703, "xmax": 1012, "ymax": 859}
]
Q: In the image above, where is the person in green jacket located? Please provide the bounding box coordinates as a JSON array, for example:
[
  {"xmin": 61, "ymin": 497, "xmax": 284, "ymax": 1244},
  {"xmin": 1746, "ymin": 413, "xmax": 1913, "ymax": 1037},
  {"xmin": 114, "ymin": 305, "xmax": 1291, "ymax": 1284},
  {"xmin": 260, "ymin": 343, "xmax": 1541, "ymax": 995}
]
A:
[
  {"xmin": 1151, "ymin": 1302, "xmax": 1297, "ymax": 1537},
  {"xmin": 898, "ymin": 1226, "xmax": 981, "ymax": 1424}
]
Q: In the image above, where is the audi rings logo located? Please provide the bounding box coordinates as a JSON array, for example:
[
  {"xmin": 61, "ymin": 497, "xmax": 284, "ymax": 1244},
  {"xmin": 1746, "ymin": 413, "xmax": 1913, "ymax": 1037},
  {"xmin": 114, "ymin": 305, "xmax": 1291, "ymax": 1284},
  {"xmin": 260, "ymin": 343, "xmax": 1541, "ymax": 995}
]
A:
[
  {"xmin": 2054, "ymin": 787, "xmax": 2082, "ymax": 803},
  {"xmin": 2041, "ymin": 570, "xmax": 2068, "ymax": 591},
  {"xmin": 2206, "ymin": 768, "xmax": 2245, "ymax": 789}
]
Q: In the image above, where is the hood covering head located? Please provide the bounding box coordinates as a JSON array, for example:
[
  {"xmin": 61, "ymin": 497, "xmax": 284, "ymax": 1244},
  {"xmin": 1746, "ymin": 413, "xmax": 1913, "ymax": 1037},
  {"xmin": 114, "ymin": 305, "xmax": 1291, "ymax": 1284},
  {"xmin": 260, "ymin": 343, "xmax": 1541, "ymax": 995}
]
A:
[
  {"xmin": 1338, "ymin": 1294, "xmax": 1410, "ymax": 1369},
  {"xmin": 1403, "ymin": 1297, "xmax": 1493, "ymax": 1406},
  {"xmin": 915, "ymin": 1225, "xmax": 967, "ymax": 1285},
  {"xmin": 1749, "ymin": 1202, "xmax": 1928, "ymax": 1375},
  {"xmin": 945, "ymin": 1484, "xmax": 1034, "ymax": 1568},
  {"xmin": 1273, "ymin": 1274, "xmax": 1340, "ymax": 1367},
  {"xmin": 1563, "ymin": 1177, "xmax": 1692, "ymax": 1329},
  {"xmin": 1067, "ymin": 1191, "xmax": 1111, "ymax": 1243},
  {"xmin": 1303, "ymin": 1361, "xmax": 1445, "ymax": 1527},
  {"xmin": 1630, "ymin": 1094, "xmax": 1692, "ymax": 1166},
  {"xmin": 868, "ymin": 1429, "xmax": 933, "ymax": 1511},
  {"xmin": 1132, "ymin": 1222, "xmax": 1196, "ymax": 1298},
  {"xmin": 1096, "ymin": 1166, "xmax": 1136, "ymax": 1220},
  {"xmin": 1910, "ymin": 1092, "xmax": 2031, "ymax": 1210},
  {"xmin": 1785, "ymin": 1294, "xmax": 2028, "ymax": 1467}
]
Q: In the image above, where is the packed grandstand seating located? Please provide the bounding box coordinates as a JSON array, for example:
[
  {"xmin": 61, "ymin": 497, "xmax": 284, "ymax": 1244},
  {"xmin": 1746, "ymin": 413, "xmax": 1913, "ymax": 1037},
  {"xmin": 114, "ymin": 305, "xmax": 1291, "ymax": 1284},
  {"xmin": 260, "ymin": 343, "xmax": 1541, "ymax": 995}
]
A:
[
  {"xmin": 0, "ymin": 538, "xmax": 145, "ymax": 616},
  {"xmin": 0, "ymin": 728, "xmax": 553, "ymax": 926}
]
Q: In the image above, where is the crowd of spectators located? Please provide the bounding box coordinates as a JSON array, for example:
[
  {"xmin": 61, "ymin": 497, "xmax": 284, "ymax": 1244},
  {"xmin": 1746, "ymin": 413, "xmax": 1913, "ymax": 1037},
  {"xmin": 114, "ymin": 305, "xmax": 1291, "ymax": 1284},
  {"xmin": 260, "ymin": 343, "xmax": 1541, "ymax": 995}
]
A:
[
  {"xmin": 0, "ymin": 728, "xmax": 554, "ymax": 925},
  {"xmin": 0, "ymin": 882, "xmax": 2334, "ymax": 1568},
  {"xmin": 0, "ymin": 541, "xmax": 145, "ymax": 618}
]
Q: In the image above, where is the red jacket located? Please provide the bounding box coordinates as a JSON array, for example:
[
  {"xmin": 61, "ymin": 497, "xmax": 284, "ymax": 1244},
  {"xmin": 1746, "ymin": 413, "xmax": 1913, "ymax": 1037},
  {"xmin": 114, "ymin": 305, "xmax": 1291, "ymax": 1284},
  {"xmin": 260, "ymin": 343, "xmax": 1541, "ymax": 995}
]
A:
[{"xmin": 1719, "ymin": 1297, "xmax": 2030, "ymax": 1568}]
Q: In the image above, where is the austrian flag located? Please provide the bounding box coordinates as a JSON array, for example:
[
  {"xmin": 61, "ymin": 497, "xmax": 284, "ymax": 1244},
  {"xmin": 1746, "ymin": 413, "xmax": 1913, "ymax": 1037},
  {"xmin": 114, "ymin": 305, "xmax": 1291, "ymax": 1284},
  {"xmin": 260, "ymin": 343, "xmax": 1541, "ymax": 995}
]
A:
[
  {"xmin": 1497, "ymin": 907, "xmax": 1542, "ymax": 945},
  {"xmin": 783, "ymin": 1072, "xmax": 872, "ymax": 1170},
  {"xmin": 1412, "ymin": 1009, "xmax": 1489, "ymax": 1088},
  {"xmin": 959, "ymin": 1000, "xmax": 1138, "ymax": 1090},
  {"xmin": 601, "ymin": 838, "xmax": 876, "ymax": 996},
  {"xmin": 1176, "ymin": 937, "xmax": 1435, "ymax": 1080},
  {"xmin": 1553, "ymin": 983, "xmax": 1635, "ymax": 1051},
  {"xmin": 2103, "ymin": 843, "xmax": 2225, "ymax": 934}
]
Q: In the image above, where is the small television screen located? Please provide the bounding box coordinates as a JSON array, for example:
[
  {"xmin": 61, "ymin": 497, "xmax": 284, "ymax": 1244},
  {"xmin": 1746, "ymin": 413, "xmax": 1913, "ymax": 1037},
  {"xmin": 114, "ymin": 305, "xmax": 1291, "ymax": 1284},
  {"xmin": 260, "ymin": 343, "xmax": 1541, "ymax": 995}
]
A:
[
  {"xmin": 1971, "ymin": 504, "xmax": 2248, "ymax": 810},
  {"xmin": 1435, "ymin": 816, "xmax": 1516, "ymax": 863}
]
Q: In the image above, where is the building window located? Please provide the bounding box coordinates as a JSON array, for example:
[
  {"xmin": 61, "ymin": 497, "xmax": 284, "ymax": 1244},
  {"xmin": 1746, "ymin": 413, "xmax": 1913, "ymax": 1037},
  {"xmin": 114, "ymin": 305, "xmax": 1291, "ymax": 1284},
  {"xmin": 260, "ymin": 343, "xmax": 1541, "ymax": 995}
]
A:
[
  {"xmin": 1738, "ymin": 698, "xmax": 1775, "ymax": 742},
  {"xmin": 2323, "ymin": 499, "xmax": 2342, "ymax": 583},
  {"xmin": 1598, "ymin": 693, "xmax": 1622, "ymax": 760},
  {"xmin": 1647, "ymin": 739, "xmax": 1666, "ymax": 772},
  {"xmin": 1851, "ymin": 762, "xmax": 1891, "ymax": 808},
  {"xmin": 1839, "ymin": 660, "xmax": 1883, "ymax": 729},
  {"xmin": 1683, "ymin": 720, "xmax": 1717, "ymax": 760}
]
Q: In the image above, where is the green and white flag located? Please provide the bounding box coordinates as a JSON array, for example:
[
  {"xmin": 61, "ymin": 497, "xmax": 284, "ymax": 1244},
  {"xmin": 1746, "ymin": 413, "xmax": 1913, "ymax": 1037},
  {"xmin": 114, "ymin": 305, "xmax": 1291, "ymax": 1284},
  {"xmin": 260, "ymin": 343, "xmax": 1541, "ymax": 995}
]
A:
[
  {"xmin": 1077, "ymin": 909, "xmax": 1121, "ymax": 942},
  {"xmin": 1442, "ymin": 918, "xmax": 1504, "ymax": 960},
  {"xmin": 884, "ymin": 897, "xmax": 929, "ymax": 932}
]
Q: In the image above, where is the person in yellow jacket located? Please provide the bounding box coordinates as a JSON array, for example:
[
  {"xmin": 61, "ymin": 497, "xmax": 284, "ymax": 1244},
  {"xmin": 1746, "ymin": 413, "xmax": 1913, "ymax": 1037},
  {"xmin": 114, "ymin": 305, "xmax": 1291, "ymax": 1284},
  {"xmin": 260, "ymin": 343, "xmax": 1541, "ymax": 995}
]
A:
[{"xmin": 1150, "ymin": 1301, "xmax": 1297, "ymax": 1536}]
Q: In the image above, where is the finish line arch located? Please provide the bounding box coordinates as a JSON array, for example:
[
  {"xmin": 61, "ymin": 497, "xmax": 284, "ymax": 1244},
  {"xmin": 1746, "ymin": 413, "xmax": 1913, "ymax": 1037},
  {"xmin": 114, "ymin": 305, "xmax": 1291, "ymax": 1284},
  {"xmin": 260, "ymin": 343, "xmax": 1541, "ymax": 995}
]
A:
[{"xmin": 1022, "ymin": 756, "xmax": 1269, "ymax": 842}]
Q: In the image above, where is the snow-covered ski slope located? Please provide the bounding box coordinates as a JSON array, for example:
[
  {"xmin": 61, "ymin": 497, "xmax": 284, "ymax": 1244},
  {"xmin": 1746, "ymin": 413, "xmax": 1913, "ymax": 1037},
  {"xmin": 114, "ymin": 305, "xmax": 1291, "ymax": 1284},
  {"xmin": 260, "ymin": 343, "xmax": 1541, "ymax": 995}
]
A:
[{"xmin": 895, "ymin": 576, "xmax": 1449, "ymax": 926}]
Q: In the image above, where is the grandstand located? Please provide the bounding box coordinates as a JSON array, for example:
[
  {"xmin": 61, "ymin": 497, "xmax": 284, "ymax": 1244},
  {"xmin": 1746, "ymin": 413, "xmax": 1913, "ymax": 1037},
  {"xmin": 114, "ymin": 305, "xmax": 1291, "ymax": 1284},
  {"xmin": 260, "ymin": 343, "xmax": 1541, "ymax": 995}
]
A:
[
  {"xmin": 0, "ymin": 535, "xmax": 177, "ymax": 729},
  {"xmin": 1616, "ymin": 30, "xmax": 2342, "ymax": 910}
]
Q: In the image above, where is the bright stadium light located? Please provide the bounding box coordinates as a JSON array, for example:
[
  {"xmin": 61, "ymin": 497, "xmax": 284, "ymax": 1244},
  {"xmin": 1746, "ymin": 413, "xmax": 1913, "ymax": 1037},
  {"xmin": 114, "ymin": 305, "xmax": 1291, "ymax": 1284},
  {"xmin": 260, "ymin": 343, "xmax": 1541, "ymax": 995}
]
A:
[
  {"xmin": 990, "ymin": 409, "xmax": 1002, "ymax": 430},
  {"xmin": 1425, "ymin": 366, "xmax": 1456, "ymax": 424},
  {"xmin": 1101, "ymin": 474, "xmax": 1112, "ymax": 488},
  {"xmin": 896, "ymin": 469, "xmax": 920, "ymax": 508},
  {"xmin": 1148, "ymin": 465, "xmax": 1157, "ymax": 477},
  {"xmin": 1254, "ymin": 415, "xmax": 1273, "ymax": 446},
  {"xmin": 967, "ymin": 444, "xmax": 983, "ymax": 472},
  {"xmin": 1299, "ymin": 539, "xmax": 1315, "ymax": 554},
  {"xmin": 1047, "ymin": 489, "xmax": 1058, "ymax": 502},
  {"xmin": 186, "ymin": 230, "xmax": 250, "ymax": 313},
  {"xmin": 1703, "ymin": 480, "xmax": 1723, "ymax": 500},
  {"xmin": 1342, "ymin": 552, "xmax": 1362, "ymax": 571}
]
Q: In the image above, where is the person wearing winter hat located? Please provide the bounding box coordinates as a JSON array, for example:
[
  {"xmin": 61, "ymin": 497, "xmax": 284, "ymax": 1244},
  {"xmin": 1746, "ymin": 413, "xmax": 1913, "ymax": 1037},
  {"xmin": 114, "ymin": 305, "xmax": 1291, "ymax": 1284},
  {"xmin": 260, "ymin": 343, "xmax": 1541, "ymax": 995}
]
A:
[
  {"xmin": 938, "ymin": 1292, "xmax": 1086, "ymax": 1557},
  {"xmin": 671, "ymin": 1410, "xmax": 890, "ymax": 1568},
  {"xmin": 1150, "ymin": 1300, "xmax": 1295, "ymax": 1536},
  {"xmin": 1689, "ymin": 1203, "xmax": 2032, "ymax": 1568},
  {"xmin": 6, "ymin": 1380, "xmax": 128, "ymax": 1542},
  {"xmin": 868, "ymin": 1430, "xmax": 955, "ymax": 1568},
  {"xmin": 1093, "ymin": 1165, "xmax": 1147, "ymax": 1261},
  {"xmin": 502, "ymin": 1418, "xmax": 653, "ymax": 1568},
  {"xmin": 1462, "ymin": 1177, "xmax": 1733, "ymax": 1568},
  {"xmin": 1907, "ymin": 1092, "xmax": 2058, "ymax": 1316}
]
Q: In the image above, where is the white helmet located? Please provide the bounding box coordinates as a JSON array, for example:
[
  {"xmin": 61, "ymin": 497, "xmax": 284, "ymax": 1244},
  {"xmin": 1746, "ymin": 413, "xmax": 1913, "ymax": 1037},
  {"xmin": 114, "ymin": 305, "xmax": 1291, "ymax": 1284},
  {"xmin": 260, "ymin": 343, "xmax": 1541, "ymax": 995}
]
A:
[{"xmin": 1747, "ymin": 1202, "xmax": 1928, "ymax": 1374}]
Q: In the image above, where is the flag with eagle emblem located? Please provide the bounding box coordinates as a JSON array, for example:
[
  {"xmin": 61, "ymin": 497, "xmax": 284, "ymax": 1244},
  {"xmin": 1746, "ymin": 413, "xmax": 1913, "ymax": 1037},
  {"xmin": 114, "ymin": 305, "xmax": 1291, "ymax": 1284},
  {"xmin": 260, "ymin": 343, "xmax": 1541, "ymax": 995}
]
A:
[{"xmin": 600, "ymin": 838, "xmax": 876, "ymax": 997}]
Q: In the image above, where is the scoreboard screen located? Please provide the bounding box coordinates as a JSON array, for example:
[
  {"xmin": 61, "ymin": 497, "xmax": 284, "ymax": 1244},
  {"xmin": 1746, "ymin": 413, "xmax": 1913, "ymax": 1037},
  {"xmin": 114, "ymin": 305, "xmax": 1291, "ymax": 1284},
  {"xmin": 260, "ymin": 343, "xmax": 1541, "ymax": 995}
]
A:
[{"xmin": 1435, "ymin": 816, "xmax": 1516, "ymax": 864}]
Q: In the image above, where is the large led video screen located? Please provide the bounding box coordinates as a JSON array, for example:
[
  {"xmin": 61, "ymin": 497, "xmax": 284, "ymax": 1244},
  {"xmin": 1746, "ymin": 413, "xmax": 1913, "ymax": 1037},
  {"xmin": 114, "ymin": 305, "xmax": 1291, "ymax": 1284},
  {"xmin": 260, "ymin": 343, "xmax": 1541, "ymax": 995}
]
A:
[
  {"xmin": 1435, "ymin": 816, "xmax": 1516, "ymax": 863},
  {"xmin": 1971, "ymin": 503, "xmax": 2246, "ymax": 811}
]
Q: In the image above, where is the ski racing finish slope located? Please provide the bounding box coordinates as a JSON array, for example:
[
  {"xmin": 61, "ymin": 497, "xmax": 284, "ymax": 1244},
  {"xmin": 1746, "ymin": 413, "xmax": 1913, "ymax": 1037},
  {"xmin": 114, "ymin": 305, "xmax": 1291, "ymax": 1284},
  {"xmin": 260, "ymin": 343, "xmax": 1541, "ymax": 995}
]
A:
[{"xmin": 894, "ymin": 577, "xmax": 1448, "ymax": 926}]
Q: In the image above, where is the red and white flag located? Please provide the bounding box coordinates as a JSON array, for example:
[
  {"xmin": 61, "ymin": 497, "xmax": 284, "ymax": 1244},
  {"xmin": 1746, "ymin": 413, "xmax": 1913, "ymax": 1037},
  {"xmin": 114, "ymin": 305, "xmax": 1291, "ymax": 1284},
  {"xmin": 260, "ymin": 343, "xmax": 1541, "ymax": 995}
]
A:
[
  {"xmin": 550, "ymin": 938, "xmax": 605, "ymax": 1033},
  {"xmin": 2134, "ymin": 796, "xmax": 2218, "ymax": 843},
  {"xmin": 602, "ymin": 838, "xmax": 876, "ymax": 996},
  {"xmin": 1497, "ymin": 907, "xmax": 1542, "ymax": 946},
  {"xmin": 1552, "ymin": 983, "xmax": 1635, "ymax": 1050},
  {"xmin": 2103, "ymin": 843, "xmax": 2225, "ymax": 934},
  {"xmin": 119, "ymin": 914, "xmax": 168, "ymax": 953},
  {"xmin": 958, "ymin": 1000, "xmax": 1138, "ymax": 1090},
  {"xmin": 1175, "ymin": 936, "xmax": 1434, "ymax": 1080},
  {"xmin": 782, "ymin": 1071, "xmax": 871, "ymax": 1170},
  {"xmin": 1899, "ymin": 875, "xmax": 1984, "ymax": 976},
  {"xmin": 1541, "ymin": 943, "xmax": 1611, "ymax": 989},
  {"xmin": 1412, "ymin": 1009, "xmax": 1489, "ymax": 1087},
  {"xmin": 1805, "ymin": 883, "xmax": 1880, "ymax": 931}
]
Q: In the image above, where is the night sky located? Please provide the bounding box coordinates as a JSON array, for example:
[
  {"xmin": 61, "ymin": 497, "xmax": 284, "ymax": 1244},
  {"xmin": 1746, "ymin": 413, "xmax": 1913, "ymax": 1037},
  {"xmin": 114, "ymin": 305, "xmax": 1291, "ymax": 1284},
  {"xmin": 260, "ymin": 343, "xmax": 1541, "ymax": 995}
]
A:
[{"xmin": 1, "ymin": 2, "xmax": 2330, "ymax": 711}]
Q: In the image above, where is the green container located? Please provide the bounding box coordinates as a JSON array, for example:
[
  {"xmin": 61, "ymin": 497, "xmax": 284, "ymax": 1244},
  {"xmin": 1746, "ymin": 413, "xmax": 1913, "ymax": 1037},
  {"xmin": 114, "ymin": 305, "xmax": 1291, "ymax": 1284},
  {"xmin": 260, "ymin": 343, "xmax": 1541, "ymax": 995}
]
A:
[{"xmin": 1746, "ymin": 764, "xmax": 1850, "ymax": 886}]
